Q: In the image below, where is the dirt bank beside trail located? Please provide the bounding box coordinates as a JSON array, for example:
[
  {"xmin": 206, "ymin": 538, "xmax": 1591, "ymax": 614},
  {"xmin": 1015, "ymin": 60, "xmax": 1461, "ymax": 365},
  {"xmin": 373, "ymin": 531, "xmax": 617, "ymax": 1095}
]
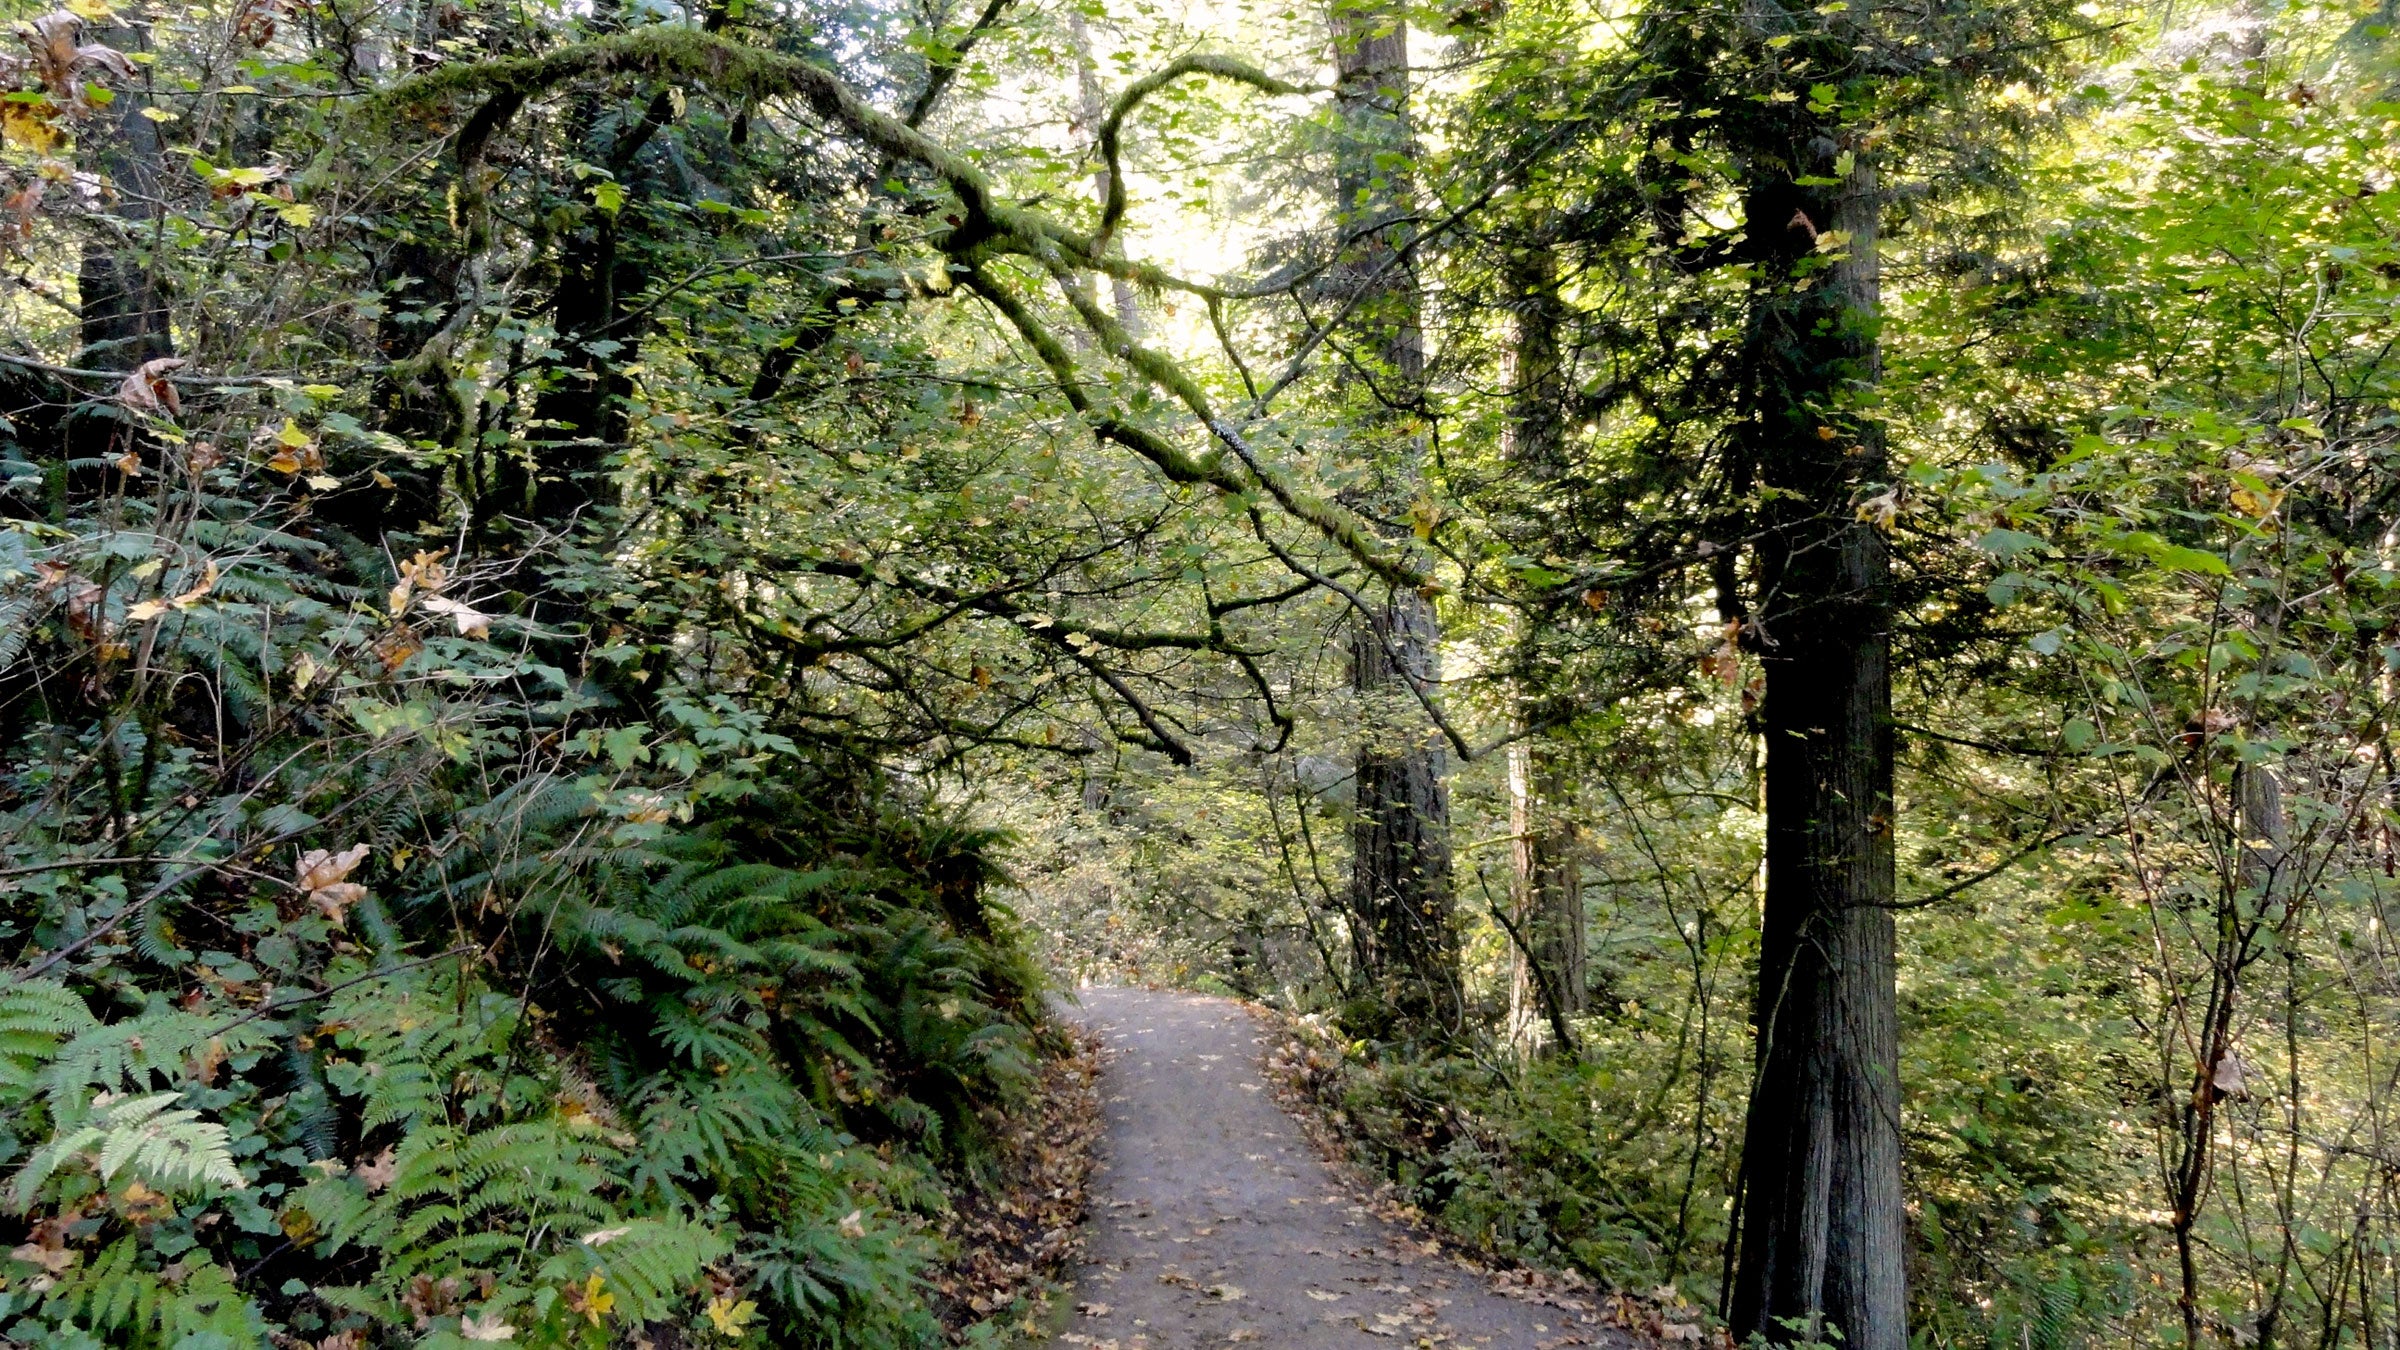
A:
[{"xmin": 1054, "ymin": 987, "xmax": 1635, "ymax": 1349}]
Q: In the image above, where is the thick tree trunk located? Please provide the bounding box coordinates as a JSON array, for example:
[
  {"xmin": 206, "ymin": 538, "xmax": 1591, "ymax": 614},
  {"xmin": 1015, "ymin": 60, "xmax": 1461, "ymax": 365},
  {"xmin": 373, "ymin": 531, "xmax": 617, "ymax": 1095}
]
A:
[
  {"xmin": 1332, "ymin": 5, "xmax": 1457, "ymax": 1032},
  {"xmin": 1728, "ymin": 154, "xmax": 1906, "ymax": 1350},
  {"xmin": 1348, "ymin": 589, "xmax": 1459, "ymax": 1026}
]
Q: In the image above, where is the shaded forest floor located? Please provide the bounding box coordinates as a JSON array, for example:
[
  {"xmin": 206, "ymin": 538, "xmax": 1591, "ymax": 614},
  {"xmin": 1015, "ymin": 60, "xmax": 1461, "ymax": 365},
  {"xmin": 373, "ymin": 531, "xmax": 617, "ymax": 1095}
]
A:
[{"xmin": 934, "ymin": 1025, "xmax": 1108, "ymax": 1341}]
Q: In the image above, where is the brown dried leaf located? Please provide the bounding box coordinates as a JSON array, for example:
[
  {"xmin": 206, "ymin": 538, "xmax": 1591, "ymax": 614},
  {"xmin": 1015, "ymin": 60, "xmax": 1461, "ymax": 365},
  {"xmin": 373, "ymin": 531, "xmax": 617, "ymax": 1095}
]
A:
[
  {"xmin": 353, "ymin": 1146, "xmax": 397, "ymax": 1194},
  {"xmin": 116, "ymin": 357, "xmax": 185, "ymax": 418},
  {"xmin": 297, "ymin": 843, "xmax": 368, "ymax": 923}
]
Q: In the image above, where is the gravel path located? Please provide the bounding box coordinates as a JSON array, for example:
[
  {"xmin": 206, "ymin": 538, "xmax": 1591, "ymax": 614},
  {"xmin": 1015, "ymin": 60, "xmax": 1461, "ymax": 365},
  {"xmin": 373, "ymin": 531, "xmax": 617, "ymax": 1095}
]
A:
[{"xmin": 1055, "ymin": 987, "xmax": 1625, "ymax": 1349}]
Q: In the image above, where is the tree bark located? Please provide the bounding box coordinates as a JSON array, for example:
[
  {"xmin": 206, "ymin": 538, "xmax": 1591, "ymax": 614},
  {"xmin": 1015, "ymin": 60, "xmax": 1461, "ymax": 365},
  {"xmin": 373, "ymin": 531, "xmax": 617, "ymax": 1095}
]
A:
[
  {"xmin": 1332, "ymin": 3, "xmax": 1458, "ymax": 1033},
  {"xmin": 1502, "ymin": 239, "xmax": 1582, "ymax": 1051},
  {"xmin": 77, "ymin": 24, "xmax": 173, "ymax": 370},
  {"xmin": 1507, "ymin": 740, "xmax": 1583, "ymax": 1049},
  {"xmin": 1347, "ymin": 589, "xmax": 1459, "ymax": 1026},
  {"xmin": 1727, "ymin": 150, "xmax": 1907, "ymax": 1350}
]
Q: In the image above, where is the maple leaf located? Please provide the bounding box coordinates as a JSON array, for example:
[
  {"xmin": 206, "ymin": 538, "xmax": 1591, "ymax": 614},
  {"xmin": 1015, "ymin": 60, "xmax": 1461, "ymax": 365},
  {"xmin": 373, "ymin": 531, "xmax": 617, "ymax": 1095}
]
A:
[
  {"xmin": 126, "ymin": 562, "xmax": 218, "ymax": 624},
  {"xmin": 0, "ymin": 102, "xmax": 60, "ymax": 154},
  {"xmin": 8, "ymin": 1238, "xmax": 76, "ymax": 1276},
  {"xmin": 16, "ymin": 12, "xmax": 134, "ymax": 104},
  {"xmin": 564, "ymin": 1272, "xmax": 615, "ymax": 1326},
  {"xmin": 422, "ymin": 595, "xmax": 491, "ymax": 639},
  {"xmin": 401, "ymin": 1273, "xmax": 461, "ymax": 1328},
  {"xmin": 704, "ymin": 1296, "xmax": 758, "ymax": 1337},
  {"xmin": 0, "ymin": 176, "xmax": 42, "ymax": 248},
  {"xmin": 386, "ymin": 548, "xmax": 449, "ymax": 615}
]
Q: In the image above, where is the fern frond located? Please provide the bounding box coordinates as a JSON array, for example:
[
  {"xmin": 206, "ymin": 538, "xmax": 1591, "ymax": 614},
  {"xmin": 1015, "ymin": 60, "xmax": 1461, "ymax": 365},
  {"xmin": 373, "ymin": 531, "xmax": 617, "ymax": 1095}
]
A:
[{"xmin": 12, "ymin": 1090, "xmax": 243, "ymax": 1209}]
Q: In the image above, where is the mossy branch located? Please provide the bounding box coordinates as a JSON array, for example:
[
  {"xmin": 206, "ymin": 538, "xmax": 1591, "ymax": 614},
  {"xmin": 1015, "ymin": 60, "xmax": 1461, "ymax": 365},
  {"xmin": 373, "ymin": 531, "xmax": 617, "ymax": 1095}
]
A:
[
  {"xmin": 1093, "ymin": 55, "xmax": 1317, "ymax": 255},
  {"xmin": 382, "ymin": 26, "xmax": 1420, "ymax": 591}
]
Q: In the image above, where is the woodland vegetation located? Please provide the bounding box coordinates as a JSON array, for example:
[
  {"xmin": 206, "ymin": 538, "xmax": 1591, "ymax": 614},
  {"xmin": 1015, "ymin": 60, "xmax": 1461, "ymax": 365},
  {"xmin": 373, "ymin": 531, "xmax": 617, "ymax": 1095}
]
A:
[{"xmin": 1, "ymin": 0, "xmax": 2397, "ymax": 1342}]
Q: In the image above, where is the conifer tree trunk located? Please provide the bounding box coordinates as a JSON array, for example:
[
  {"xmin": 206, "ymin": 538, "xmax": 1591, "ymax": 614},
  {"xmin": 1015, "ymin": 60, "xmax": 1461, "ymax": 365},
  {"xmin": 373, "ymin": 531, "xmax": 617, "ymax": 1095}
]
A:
[
  {"xmin": 1507, "ymin": 742, "xmax": 1583, "ymax": 1046},
  {"xmin": 1727, "ymin": 149, "xmax": 1906, "ymax": 1350},
  {"xmin": 1503, "ymin": 241, "xmax": 1582, "ymax": 1050},
  {"xmin": 1332, "ymin": 4, "xmax": 1459, "ymax": 1032}
]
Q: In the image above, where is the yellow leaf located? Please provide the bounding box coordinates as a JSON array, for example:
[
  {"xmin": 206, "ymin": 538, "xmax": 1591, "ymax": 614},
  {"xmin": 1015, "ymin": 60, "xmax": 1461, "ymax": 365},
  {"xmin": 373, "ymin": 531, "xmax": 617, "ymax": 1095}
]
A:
[
  {"xmin": 704, "ymin": 1297, "xmax": 758, "ymax": 1337},
  {"xmin": 275, "ymin": 419, "xmax": 311, "ymax": 448},
  {"xmin": 138, "ymin": 106, "xmax": 177, "ymax": 124},
  {"xmin": 266, "ymin": 449, "xmax": 301, "ymax": 475},
  {"xmin": 126, "ymin": 598, "xmax": 168, "ymax": 623},
  {"xmin": 1408, "ymin": 496, "xmax": 1439, "ymax": 541},
  {"xmin": 2230, "ymin": 486, "xmax": 2280, "ymax": 518},
  {"xmin": 65, "ymin": 0, "xmax": 114, "ymax": 18},
  {"xmin": 274, "ymin": 200, "xmax": 315, "ymax": 228},
  {"xmin": 166, "ymin": 561, "xmax": 217, "ymax": 611},
  {"xmin": 1, "ymin": 104, "xmax": 62, "ymax": 154},
  {"xmin": 304, "ymin": 473, "xmax": 340, "ymax": 490},
  {"xmin": 574, "ymin": 1273, "xmax": 614, "ymax": 1325}
]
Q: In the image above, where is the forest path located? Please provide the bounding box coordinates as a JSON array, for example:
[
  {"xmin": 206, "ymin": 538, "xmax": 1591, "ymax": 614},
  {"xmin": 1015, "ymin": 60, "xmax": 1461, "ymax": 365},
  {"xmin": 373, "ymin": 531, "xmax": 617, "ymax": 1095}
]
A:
[{"xmin": 1053, "ymin": 987, "xmax": 1625, "ymax": 1349}]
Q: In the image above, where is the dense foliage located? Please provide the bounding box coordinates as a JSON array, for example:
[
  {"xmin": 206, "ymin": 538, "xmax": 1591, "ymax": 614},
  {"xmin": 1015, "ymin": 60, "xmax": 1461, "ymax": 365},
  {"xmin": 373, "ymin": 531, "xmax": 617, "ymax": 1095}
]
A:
[{"xmin": 8, "ymin": 0, "xmax": 2400, "ymax": 1340}]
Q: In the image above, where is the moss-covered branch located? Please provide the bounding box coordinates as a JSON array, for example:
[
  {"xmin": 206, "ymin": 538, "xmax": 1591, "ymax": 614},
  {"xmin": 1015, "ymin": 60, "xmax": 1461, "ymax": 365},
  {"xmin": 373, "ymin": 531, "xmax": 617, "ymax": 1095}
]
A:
[
  {"xmin": 382, "ymin": 25, "xmax": 1419, "ymax": 592},
  {"xmin": 1093, "ymin": 55, "xmax": 1316, "ymax": 254}
]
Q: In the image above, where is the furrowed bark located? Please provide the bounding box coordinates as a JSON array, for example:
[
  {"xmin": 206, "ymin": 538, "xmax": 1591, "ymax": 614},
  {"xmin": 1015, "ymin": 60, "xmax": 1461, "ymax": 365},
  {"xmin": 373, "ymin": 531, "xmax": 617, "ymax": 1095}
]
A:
[
  {"xmin": 1728, "ymin": 147, "xmax": 1906, "ymax": 1350},
  {"xmin": 1502, "ymin": 238, "xmax": 1582, "ymax": 1052},
  {"xmin": 1331, "ymin": 4, "xmax": 1458, "ymax": 1034}
]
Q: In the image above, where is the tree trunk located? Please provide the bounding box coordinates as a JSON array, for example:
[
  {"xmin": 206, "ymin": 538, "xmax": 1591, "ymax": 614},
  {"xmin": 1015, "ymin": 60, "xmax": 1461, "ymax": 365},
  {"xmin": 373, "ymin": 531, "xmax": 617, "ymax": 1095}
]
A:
[
  {"xmin": 1728, "ymin": 151, "xmax": 1907, "ymax": 1350},
  {"xmin": 1507, "ymin": 740, "xmax": 1583, "ymax": 1049},
  {"xmin": 1502, "ymin": 239, "xmax": 1582, "ymax": 1052},
  {"xmin": 1332, "ymin": 4, "xmax": 1457, "ymax": 1033},
  {"xmin": 77, "ymin": 24, "xmax": 173, "ymax": 370},
  {"xmin": 1348, "ymin": 588, "xmax": 1458, "ymax": 1026}
]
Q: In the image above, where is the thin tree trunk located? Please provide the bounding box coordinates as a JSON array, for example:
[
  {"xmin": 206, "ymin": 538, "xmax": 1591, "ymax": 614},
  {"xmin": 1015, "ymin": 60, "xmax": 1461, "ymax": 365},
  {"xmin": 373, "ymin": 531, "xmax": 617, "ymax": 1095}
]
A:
[
  {"xmin": 1728, "ymin": 148, "xmax": 1907, "ymax": 1350},
  {"xmin": 1332, "ymin": 4, "xmax": 1457, "ymax": 1032},
  {"xmin": 1508, "ymin": 741, "xmax": 1583, "ymax": 1049}
]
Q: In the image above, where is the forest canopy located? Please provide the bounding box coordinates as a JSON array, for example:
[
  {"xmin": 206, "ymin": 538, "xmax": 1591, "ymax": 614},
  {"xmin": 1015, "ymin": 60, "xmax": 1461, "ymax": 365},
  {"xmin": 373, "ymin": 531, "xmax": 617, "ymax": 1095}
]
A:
[{"xmin": 1, "ymin": 0, "xmax": 2397, "ymax": 1343}]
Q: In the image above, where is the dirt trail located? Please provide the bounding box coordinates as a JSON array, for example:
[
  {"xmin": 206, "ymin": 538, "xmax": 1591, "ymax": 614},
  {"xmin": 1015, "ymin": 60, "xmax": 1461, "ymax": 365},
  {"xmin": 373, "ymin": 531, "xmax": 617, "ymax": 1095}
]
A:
[{"xmin": 1054, "ymin": 987, "xmax": 1625, "ymax": 1349}]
